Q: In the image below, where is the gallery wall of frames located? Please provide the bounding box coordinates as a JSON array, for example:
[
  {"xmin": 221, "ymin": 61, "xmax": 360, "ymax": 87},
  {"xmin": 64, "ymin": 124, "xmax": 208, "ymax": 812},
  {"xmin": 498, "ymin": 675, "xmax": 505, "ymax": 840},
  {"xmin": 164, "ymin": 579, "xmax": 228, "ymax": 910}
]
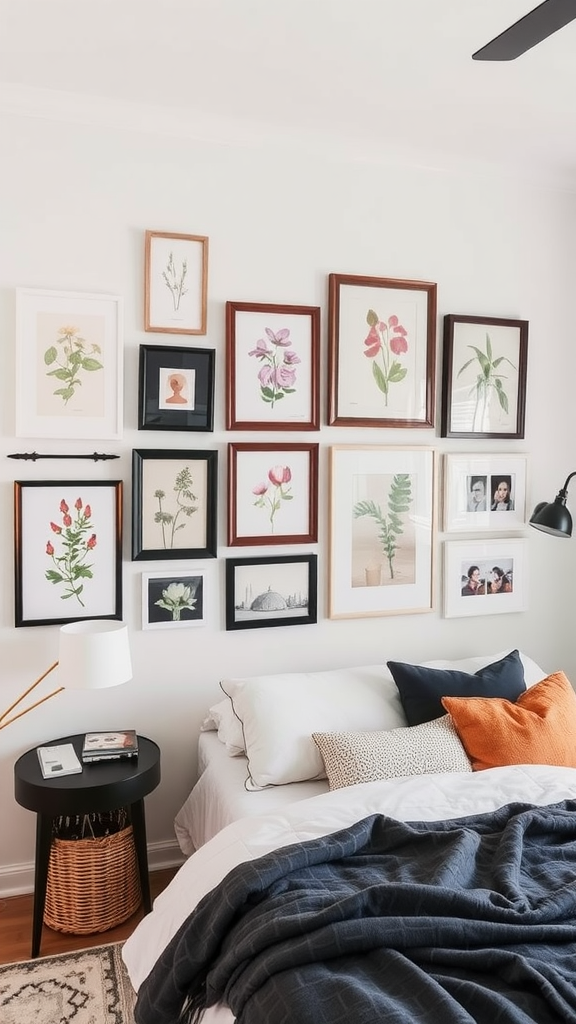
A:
[{"xmin": 11, "ymin": 239, "xmax": 530, "ymax": 633}]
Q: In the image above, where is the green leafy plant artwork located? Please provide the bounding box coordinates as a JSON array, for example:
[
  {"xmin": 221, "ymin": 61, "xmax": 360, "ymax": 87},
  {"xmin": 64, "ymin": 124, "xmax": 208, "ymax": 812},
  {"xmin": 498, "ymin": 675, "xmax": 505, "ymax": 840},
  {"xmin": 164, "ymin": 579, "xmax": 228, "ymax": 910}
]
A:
[
  {"xmin": 155, "ymin": 580, "xmax": 198, "ymax": 621},
  {"xmin": 44, "ymin": 325, "xmax": 103, "ymax": 405},
  {"xmin": 353, "ymin": 474, "xmax": 412, "ymax": 581},
  {"xmin": 45, "ymin": 497, "xmax": 96, "ymax": 606},
  {"xmin": 163, "ymin": 252, "xmax": 188, "ymax": 311},
  {"xmin": 363, "ymin": 310, "xmax": 408, "ymax": 406},
  {"xmin": 457, "ymin": 332, "xmax": 516, "ymax": 432},
  {"xmin": 153, "ymin": 467, "xmax": 198, "ymax": 548}
]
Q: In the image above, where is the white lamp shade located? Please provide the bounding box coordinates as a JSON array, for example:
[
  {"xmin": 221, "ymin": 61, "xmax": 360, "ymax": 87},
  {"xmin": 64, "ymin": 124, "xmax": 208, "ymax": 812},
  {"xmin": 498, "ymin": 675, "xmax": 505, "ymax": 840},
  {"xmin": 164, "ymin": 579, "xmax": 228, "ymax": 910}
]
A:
[{"xmin": 58, "ymin": 620, "xmax": 132, "ymax": 690}]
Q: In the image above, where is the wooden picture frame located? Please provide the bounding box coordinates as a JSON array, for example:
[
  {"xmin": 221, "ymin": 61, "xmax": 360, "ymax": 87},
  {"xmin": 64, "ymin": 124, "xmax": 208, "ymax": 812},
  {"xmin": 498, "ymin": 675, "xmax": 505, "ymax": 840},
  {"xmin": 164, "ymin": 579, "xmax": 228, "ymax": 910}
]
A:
[
  {"xmin": 444, "ymin": 538, "xmax": 527, "ymax": 617},
  {"xmin": 225, "ymin": 301, "xmax": 320, "ymax": 430},
  {"xmin": 14, "ymin": 480, "xmax": 123, "ymax": 627},
  {"xmin": 443, "ymin": 453, "xmax": 528, "ymax": 533},
  {"xmin": 15, "ymin": 288, "xmax": 123, "ymax": 440},
  {"xmin": 329, "ymin": 445, "xmax": 436, "ymax": 618},
  {"xmin": 227, "ymin": 442, "xmax": 319, "ymax": 546},
  {"xmin": 225, "ymin": 554, "xmax": 318, "ymax": 631},
  {"xmin": 144, "ymin": 231, "xmax": 208, "ymax": 335},
  {"xmin": 141, "ymin": 569, "xmax": 207, "ymax": 630},
  {"xmin": 328, "ymin": 274, "xmax": 436, "ymax": 427},
  {"xmin": 441, "ymin": 314, "xmax": 529, "ymax": 438},
  {"xmin": 138, "ymin": 344, "xmax": 215, "ymax": 432},
  {"xmin": 132, "ymin": 448, "xmax": 217, "ymax": 560}
]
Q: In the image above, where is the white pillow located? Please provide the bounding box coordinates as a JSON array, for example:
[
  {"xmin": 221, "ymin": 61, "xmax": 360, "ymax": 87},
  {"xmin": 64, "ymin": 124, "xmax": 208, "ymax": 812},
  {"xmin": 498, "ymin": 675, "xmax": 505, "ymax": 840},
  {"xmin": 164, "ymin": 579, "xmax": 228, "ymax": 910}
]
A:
[
  {"xmin": 313, "ymin": 716, "xmax": 472, "ymax": 790},
  {"xmin": 200, "ymin": 699, "xmax": 245, "ymax": 756},
  {"xmin": 220, "ymin": 666, "xmax": 406, "ymax": 790}
]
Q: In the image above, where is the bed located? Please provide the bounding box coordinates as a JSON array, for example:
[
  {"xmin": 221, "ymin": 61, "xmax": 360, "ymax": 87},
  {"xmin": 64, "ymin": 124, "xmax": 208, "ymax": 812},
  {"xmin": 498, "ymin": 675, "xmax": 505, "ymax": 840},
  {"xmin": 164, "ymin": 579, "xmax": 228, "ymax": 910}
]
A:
[{"xmin": 123, "ymin": 649, "xmax": 576, "ymax": 1023}]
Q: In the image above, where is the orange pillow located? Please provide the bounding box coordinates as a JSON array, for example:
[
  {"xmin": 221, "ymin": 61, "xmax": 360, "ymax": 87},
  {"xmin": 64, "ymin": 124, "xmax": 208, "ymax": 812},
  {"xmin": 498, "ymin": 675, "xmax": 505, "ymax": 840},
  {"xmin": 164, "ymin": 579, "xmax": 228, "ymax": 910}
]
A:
[{"xmin": 441, "ymin": 671, "xmax": 576, "ymax": 771}]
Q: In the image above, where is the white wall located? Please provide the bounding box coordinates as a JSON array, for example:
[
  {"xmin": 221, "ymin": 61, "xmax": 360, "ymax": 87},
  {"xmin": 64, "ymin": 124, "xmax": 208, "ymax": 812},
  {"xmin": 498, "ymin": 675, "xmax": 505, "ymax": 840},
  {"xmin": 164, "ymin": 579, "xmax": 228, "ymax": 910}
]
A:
[{"xmin": 1, "ymin": 95, "xmax": 576, "ymax": 895}]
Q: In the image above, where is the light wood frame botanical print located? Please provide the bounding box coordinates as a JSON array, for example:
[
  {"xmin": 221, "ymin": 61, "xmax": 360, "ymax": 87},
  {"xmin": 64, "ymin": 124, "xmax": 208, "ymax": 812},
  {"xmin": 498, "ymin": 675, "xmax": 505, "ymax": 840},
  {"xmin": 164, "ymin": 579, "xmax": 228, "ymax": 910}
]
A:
[
  {"xmin": 141, "ymin": 569, "xmax": 206, "ymax": 630},
  {"xmin": 15, "ymin": 288, "xmax": 123, "ymax": 440},
  {"xmin": 228, "ymin": 442, "xmax": 319, "ymax": 546},
  {"xmin": 328, "ymin": 274, "xmax": 436, "ymax": 428},
  {"xmin": 225, "ymin": 301, "xmax": 320, "ymax": 430},
  {"xmin": 14, "ymin": 480, "xmax": 122, "ymax": 627},
  {"xmin": 444, "ymin": 538, "xmax": 527, "ymax": 618},
  {"xmin": 329, "ymin": 445, "xmax": 436, "ymax": 619},
  {"xmin": 441, "ymin": 314, "xmax": 529, "ymax": 439},
  {"xmin": 443, "ymin": 453, "xmax": 528, "ymax": 533},
  {"xmin": 225, "ymin": 554, "xmax": 318, "ymax": 631},
  {"xmin": 144, "ymin": 231, "xmax": 208, "ymax": 335},
  {"xmin": 132, "ymin": 449, "xmax": 217, "ymax": 560}
]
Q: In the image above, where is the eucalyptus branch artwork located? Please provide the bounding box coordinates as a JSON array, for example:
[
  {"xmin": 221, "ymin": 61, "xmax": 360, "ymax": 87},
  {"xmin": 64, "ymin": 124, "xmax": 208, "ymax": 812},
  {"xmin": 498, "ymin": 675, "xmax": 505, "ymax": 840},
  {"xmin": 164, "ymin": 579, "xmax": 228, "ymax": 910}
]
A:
[
  {"xmin": 153, "ymin": 467, "xmax": 198, "ymax": 548},
  {"xmin": 163, "ymin": 252, "xmax": 188, "ymax": 311},
  {"xmin": 45, "ymin": 497, "xmax": 97, "ymax": 606},
  {"xmin": 248, "ymin": 326, "xmax": 300, "ymax": 409},
  {"xmin": 353, "ymin": 474, "xmax": 413, "ymax": 580},
  {"xmin": 252, "ymin": 465, "xmax": 293, "ymax": 533},
  {"xmin": 457, "ymin": 332, "xmax": 516, "ymax": 433},
  {"xmin": 363, "ymin": 310, "xmax": 408, "ymax": 406},
  {"xmin": 44, "ymin": 326, "xmax": 103, "ymax": 405}
]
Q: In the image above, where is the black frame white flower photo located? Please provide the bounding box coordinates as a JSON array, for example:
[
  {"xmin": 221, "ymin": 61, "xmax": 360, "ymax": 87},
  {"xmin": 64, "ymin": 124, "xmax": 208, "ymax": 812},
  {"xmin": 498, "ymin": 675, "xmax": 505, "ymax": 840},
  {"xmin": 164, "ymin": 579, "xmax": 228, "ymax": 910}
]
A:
[
  {"xmin": 141, "ymin": 569, "xmax": 206, "ymax": 630},
  {"xmin": 444, "ymin": 538, "xmax": 527, "ymax": 618},
  {"xmin": 443, "ymin": 453, "xmax": 528, "ymax": 533},
  {"xmin": 225, "ymin": 301, "xmax": 320, "ymax": 430},
  {"xmin": 441, "ymin": 314, "xmax": 529, "ymax": 439},
  {"xmin": 145, "ymin": 230, "xmax": 208, "ymax": 335},
  {"xmin": 14, "ymin": 480, "xmax": 123, "ymax": 627},
  {"xmin": 228, "ymin": 442, "xmax": 319, "ymax": 546},
  {"xmin": 132, "ymin": 449, "xmax": 218, "ymax": 560},
  {"xmin": 138, "ymin": 344, "xmax": 215, "ymax": 432},
  {"xmin": 225, "ymin": 554, "xmax": 318, "ymax": 631}
]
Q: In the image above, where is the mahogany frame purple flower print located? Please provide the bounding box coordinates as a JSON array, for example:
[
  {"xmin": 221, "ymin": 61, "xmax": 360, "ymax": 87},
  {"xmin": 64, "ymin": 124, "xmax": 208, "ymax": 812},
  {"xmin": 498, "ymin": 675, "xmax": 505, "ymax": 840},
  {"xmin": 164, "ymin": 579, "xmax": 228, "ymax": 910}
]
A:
[
  {"xmin": 328, "ymin": 274, "xmax": 437, "ymax": 428},
  {"xmin": 228, "ymin": 442, "xmax": 319, "ymax": 546},
  {"xmin": 14, "ymin": 480, "xmax": 122, "ymax": 627},
  {"xmin": 225, "ymin": 301, "xmax": 320, "ymax": 430}
]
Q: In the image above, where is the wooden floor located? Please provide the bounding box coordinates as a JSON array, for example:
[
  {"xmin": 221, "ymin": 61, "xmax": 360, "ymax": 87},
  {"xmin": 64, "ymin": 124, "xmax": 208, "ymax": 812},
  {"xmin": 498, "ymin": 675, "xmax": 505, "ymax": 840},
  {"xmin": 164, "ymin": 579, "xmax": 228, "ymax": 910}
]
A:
[{"xmin": 0, "ymin": 866, "xmax": 179, "ymax": 965}]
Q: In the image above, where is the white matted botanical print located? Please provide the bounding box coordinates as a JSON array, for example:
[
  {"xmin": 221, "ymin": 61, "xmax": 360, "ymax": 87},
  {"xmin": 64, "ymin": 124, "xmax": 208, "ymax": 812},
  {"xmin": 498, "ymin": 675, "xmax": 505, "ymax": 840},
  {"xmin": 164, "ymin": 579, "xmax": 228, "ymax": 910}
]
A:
[
  {"xmin": 141, "ymin": 570, "xmax": 206, "ymax": 630},
  {"xmin": 145, "ymin": 231, "xmax": 208, "ymax": 335},
  {"xmin": 329, "ymin": 446, "xmax": 436, "ymax": 618},
  {"xmin": 444, "ymin": 538, "xmax": 527, "ymax": 618},
  {"xmin": 15, "ymin": 289, "xmax": 123, "ymax": 440},
  {"xmin": 443, "ymin": 454, "xmax": 528, "ymax": 533}
]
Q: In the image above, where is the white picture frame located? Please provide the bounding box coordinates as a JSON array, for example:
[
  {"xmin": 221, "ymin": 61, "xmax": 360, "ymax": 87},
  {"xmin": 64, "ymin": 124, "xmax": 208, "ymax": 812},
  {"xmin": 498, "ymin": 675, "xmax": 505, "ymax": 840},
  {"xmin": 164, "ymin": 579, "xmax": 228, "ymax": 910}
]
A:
[
  {"xmin": 444, "ymin": 538, "xmax": 527, "ymax": 618},
  {"xmin": 141, "ymin": 569, "xmax": 207, "ymax": 630},
  {"xmin": 443, "ymin": 453, "xmax": 528, "ymax": 533},
  {"xmin": 15, "ymin": 288, "xmax": 123, "ymax": 440}
]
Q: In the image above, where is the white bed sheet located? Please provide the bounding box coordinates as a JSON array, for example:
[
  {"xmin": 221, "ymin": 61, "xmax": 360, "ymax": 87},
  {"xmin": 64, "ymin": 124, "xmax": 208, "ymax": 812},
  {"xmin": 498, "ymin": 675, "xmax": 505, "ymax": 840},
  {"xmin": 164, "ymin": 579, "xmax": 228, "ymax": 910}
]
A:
[
  {"xmin": 125, "ymin": 762, "xmax": 576, "ymax": 1024},
  {"xmin": 174, "ymin": 730, "xmax": 328, "ymax": 855}
]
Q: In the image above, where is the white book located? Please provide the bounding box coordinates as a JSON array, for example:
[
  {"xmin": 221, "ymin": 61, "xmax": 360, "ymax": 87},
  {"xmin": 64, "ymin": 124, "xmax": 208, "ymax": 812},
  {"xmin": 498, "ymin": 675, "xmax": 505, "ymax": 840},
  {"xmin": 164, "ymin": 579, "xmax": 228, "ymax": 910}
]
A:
[{"xmin": 37, "ymin": 743, "xmax": 83, "ymax": 779}]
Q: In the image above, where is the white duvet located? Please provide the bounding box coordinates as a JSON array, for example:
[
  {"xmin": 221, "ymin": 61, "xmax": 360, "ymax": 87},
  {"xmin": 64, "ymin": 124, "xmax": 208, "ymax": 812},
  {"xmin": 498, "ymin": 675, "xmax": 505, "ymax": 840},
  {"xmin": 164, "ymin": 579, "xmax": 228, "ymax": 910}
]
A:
[{"xmin": 123, "ymin": 763, "xmax": 576, "ymax": 1023}]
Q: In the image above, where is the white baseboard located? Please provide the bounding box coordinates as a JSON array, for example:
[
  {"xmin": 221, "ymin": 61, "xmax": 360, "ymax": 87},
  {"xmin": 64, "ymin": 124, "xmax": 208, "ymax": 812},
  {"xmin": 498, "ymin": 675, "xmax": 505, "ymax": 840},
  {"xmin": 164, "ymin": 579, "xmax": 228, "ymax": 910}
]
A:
[{"xmin": 0, "ymin": 838, "xmax": 186, "ymax": 898}]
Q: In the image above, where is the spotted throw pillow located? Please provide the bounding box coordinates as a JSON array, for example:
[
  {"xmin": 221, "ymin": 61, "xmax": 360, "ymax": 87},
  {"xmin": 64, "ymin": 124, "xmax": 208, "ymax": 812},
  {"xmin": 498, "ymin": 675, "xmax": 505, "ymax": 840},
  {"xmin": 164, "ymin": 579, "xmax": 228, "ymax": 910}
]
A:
[{"xmin": 312, "ymin": 716, "xmax": 472, "ymax": 791}]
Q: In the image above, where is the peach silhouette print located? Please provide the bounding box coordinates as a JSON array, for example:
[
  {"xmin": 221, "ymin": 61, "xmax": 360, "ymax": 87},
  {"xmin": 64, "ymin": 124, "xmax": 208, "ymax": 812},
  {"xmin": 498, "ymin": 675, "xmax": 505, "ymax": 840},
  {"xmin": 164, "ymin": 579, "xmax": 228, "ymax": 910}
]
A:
[{"xmin": 165, "ymin": 373, "xmax": 188, "ymax": 405}]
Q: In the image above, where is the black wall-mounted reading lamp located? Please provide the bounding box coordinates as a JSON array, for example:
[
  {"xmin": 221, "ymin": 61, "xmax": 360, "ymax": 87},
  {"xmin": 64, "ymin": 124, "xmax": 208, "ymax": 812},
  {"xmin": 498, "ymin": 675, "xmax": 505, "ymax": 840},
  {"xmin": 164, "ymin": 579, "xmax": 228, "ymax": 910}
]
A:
[{"xmin": 529, "ymin": 472, "xmax": 576, "ymax": 538}]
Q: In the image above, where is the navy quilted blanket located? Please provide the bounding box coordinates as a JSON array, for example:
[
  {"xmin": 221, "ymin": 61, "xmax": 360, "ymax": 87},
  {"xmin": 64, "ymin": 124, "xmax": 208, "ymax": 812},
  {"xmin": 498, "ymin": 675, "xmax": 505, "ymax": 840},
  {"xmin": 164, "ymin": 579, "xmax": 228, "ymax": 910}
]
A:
[{"xmin": 135, "ymin": 801, "xmax": 576, "ymax": 1024}]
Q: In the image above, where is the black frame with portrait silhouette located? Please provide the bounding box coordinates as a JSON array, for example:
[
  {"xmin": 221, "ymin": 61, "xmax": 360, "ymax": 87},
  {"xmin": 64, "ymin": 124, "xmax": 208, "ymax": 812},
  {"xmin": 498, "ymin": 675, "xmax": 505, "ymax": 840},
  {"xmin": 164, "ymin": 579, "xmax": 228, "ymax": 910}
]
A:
[{"xmin": 138, "ymin": 345, "xmax": 215, "ymax": 432}]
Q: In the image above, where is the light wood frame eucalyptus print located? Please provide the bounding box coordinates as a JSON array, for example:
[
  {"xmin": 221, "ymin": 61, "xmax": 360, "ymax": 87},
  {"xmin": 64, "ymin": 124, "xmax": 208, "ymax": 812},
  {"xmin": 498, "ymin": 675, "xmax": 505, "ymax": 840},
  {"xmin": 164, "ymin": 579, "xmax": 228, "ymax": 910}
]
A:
[
  {"xmin": 228, "ymin": 442, "xmax": 319, "ymax": 546},
  {"xmin": 14, "ymin": 480, "xmax": 123, "ymax": 628},
  {"xmin": 132, "ymin": 448, "xmax": 217, "ymax": 560},
  {"xmin": 441, "ymin": 314, "xmax": 528, "ymax": 439},
  {"xmin": 145, "ymin": 231, "xmax": 208, "ymax": 335},
  {"xmin": 328, "ymin": 274, "xmax": 436, "ymax": 427}
]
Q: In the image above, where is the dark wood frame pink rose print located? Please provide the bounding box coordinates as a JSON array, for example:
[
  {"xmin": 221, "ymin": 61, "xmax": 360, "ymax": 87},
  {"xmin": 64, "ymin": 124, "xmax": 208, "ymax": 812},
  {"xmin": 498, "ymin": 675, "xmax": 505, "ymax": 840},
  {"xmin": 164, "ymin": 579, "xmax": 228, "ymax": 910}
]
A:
[
  {"xmin": 328, "ymin": 274, "xmax": 437, "ymax": 428},
  {"xmin": 14, "ymin": 480, "xmax": 123, "ymax": 628},
  {"xmin": 227, "ymin": 442, "xmax": 319, "ymax": 546},
  {"xmin": 225, "ymin": 301, "xmax": 321, "ymax": 430}
]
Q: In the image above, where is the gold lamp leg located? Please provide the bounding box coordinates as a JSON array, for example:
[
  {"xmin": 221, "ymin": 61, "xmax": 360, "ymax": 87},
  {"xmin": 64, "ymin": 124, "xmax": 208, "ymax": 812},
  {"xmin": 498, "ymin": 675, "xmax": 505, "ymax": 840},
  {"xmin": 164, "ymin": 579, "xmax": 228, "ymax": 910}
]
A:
[{"xmin": 0, "ymin": 661, "xmax": 63, "ymax": 730}]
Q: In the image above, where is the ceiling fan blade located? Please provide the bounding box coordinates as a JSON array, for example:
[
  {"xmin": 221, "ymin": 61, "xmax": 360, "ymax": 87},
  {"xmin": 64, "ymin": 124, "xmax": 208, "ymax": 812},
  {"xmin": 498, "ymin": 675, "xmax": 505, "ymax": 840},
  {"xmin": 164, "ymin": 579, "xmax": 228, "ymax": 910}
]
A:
[{"xmin": 473, "ymin": 0, "xmax": 576, "ymax": 61}]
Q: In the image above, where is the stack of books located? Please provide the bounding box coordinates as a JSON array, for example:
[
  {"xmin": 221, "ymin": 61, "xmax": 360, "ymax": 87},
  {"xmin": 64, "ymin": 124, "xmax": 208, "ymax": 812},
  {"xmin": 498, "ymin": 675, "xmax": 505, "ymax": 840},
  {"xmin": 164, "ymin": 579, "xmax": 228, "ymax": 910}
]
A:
[{"xmin": 81, "ymin": 730, "xmax": 139, "ymax": 763}]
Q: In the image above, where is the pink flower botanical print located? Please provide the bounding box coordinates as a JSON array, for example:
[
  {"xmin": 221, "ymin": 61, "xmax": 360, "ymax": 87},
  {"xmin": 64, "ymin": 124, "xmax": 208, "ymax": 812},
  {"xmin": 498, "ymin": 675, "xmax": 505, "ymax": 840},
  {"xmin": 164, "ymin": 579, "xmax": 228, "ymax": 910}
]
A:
[
  {"xmin": 45, "ymin": 497, "xmax": 97, "ymax": 606},
  {"xmin": 363, "ymin": 309, "xmax": 408, "ymax": 406},
  {"xmin": 248, "ymin": 327, "xmax": 300, "ymax": 410},
  {"xmin": 252, "ymin": 465, "xmax": 293, "ymax": 532}
]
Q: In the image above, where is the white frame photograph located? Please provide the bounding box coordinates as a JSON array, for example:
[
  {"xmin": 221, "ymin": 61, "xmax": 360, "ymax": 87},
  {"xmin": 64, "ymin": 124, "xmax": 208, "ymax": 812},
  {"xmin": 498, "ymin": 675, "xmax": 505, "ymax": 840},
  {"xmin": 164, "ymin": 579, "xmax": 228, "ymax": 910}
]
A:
[
  {"xmin": 444, "ymin": 538, "xmax": 527, "ymax": 618},
  {"xmin": 443, "ymin": 453, "xmax": 528, "ymax": 533},
  {"xmin": 141, "ymin": 569, "xmax": 207, "ymax": 630}
]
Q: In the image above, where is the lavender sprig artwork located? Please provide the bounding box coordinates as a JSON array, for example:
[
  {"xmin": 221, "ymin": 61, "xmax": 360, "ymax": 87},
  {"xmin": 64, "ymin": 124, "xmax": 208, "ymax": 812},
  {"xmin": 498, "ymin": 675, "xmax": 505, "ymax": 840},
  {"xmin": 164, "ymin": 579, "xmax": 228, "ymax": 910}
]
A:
[
  {"xmin": 45, "ymin": 497, "xmax": 97, "ymax": 606},
  {"xmin": 363, "ymin": 310, "xmax": 408, "ymax": 406},
  {"xmin": 248, "ymin": 327, "xmax": 300, "ymax": 409},
  {"xmin": 253, "ymin": 465, "xmax": 293, "ymax": 532}
]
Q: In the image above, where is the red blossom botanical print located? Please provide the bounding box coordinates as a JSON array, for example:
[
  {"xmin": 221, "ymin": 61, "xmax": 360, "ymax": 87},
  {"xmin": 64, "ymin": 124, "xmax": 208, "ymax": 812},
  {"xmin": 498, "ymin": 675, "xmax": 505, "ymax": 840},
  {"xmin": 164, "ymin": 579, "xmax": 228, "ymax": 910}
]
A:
[
  {"xmin": 45, "ymin": 496, "xmax": 97, "ymax": 607},
  {"xmin": 252, "ymin": 465, "xmax": 293, "ymax": 533},
  {"xmin": 248, "ymin": 326, "xmax": 301, "ymax": 410},
  {"xmin": 362, "ymin": 309, "xmax": 409, "ymax": 406}
]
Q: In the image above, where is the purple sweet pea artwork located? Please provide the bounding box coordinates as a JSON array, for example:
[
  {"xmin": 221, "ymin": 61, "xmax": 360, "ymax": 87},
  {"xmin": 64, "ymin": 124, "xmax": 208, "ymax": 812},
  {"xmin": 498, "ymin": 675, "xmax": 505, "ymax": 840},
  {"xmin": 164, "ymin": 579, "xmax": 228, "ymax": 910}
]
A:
[{"xmin": 248, "ymin": 327, "xmax": 301, "ymax": 410}]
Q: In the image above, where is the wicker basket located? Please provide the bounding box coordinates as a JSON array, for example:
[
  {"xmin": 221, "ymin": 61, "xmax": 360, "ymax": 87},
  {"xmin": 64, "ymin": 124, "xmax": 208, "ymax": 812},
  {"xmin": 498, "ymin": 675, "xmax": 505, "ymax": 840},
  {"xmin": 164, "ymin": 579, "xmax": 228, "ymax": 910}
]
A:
[{"xmin": 44, "ymin": 810, "xmax": 142, "ymax": 934}]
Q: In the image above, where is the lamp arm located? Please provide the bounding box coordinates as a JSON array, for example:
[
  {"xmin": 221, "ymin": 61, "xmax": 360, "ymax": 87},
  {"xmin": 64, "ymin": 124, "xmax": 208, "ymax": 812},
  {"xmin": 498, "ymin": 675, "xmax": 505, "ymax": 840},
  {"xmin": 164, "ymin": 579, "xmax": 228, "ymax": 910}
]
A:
[
  {"xmin": 560, "ymin": 471, "xmax": 576, "ymax": 497},
  {"xmin": 0, "ymin": 661, "xmax": 63, "ymax": 731}
]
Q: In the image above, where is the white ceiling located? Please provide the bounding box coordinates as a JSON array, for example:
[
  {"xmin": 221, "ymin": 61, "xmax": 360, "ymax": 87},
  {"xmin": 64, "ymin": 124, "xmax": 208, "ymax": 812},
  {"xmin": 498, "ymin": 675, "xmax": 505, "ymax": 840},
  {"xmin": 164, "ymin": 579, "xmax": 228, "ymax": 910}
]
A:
[{"xmin": 2, "ymin": 1, "xmax": 576, "ymax": 186}]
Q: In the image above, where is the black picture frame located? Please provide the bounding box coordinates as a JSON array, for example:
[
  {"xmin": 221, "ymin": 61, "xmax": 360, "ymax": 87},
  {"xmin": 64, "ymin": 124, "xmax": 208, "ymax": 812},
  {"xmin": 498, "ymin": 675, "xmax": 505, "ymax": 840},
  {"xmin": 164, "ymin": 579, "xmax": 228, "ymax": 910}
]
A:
[
  {"xmin": 138, "ymin": 344, "xmax": 215, "ymax": 432},
  {"xmin": 225, "ymin": 553, "xmax": 318, "ymax": 631},
  {"xmin": 132, "ymin": 448, "xmax": 218, "ymax": 560}
]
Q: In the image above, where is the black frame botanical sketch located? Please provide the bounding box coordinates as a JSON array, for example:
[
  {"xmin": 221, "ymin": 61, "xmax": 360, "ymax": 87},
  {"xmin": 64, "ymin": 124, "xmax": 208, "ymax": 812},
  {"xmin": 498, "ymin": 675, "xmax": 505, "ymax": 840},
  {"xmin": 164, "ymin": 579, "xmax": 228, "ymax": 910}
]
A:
[
  {"xmin": 15, "ymin": 287, "xmax": 123, "ymax": 440},
  {"xmin": 144, "ymin": 230, "xmax": 208, "ymax": 335},
  {"xmin": 225, "ymin": 301, "xmax": 320, "ymax": 430},
  {"xmin": 138, "ymin": 345, "xmax": 215, "ymax": 432},
  {"xmin": 227, "ymin": 442, "xmax": 319, "ymax": 546},
  {"xmin": 329, "ymin": 445, "xmax": 436, "ymax": 619},
  {"xmin": 132, "ymin": 449, "xmax": 217, "ymax": 560},
  {"xmin": 328, "ymin": 274, "xmax": 436, "ymax": 428},
  {"xmin": 141, "ymin": 569, "xmax": 206, "ymax": 630},
  {"xmin": 441, "ymin": 314, "xmax": 529, "ymax": 439},
  {"xmin": 443, "ymin": 453, "xmax": 528, "ymax": 533},
  {"xmin": 14, "ymin": 480, "xmax": 123, "ymax": 628},
  {"xmin": 225, "ymin": 554, "xmax": 318, "ymax": 631},
  {"xmin": 444, "ymin": 538, "xmax": 527, "ymax": 618}
]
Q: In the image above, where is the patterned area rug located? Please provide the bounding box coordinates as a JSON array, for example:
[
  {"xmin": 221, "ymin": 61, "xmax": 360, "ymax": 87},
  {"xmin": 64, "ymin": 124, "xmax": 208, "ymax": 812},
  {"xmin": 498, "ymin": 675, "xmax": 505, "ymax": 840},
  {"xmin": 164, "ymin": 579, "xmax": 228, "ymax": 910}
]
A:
[{"xmin": 0, "ymin": 942, "xmax": 136, "ymax": 1024}]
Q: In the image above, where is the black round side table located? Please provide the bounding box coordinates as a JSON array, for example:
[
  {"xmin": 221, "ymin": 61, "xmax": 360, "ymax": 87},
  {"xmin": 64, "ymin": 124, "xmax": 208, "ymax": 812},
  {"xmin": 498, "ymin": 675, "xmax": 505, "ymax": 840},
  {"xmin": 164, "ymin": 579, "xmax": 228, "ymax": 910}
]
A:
[{"xmin": 14, "ymin": 733, "xmax": 161, "ymax": 958}]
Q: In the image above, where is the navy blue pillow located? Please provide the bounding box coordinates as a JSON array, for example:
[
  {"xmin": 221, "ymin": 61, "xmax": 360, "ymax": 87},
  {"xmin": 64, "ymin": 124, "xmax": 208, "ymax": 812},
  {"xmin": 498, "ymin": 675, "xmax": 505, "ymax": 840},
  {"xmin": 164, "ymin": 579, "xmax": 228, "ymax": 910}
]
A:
[{"xmin": 387, "ymin": 650, "xmax": 526, "ymax": 727}]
